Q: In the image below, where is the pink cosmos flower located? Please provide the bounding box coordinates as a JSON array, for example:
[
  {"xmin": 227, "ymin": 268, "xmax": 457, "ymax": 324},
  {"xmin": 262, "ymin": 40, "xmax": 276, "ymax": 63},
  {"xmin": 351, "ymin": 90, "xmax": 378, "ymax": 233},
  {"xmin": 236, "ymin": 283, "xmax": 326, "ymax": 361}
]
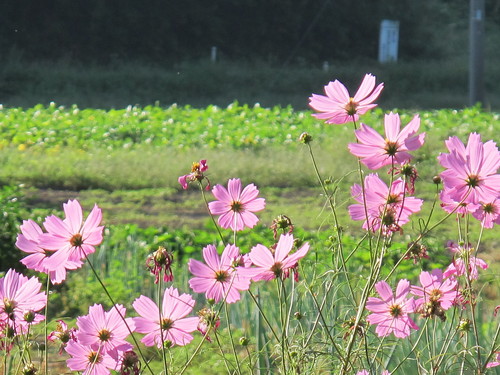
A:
[
  {"xmin": 132, "ymin": 286, "xmax": 198, "ymax": 348},
  {"xmin": 366, "ymin": 279, "xmax": 419, "ymax": 338},
  {"xmin": 0, "ymin": 269, "xmax": 46, "ymax": 325},
  {"xmin": 438, "ymin": 133, "xmax": 500, "ymax": 205},
  {"xmin": 16, "ymin": 219, "xmax": 82, "ymax": 284},
  {"xmin": 443, "ymin": 241, "xmax": 488, "ymax": 280},
  {"xmin": 439, "ymin": 189, "xmax": 478, "ymax": 216},
  {"xmin": 472, "ymin": 198, "xmax": 500, "ymax": 228},
  {"xmin": 188, "ymin": 244, "xmax": 251, "ymax": 303},
  {"xmin": 40, "ymin": 199, "xmax": 104, "ymax": 268},
  {"xmin": 178, "ymin": 159, "xmax": 210, "ymax": 190},
  {"xmin": 66, "ymin": 340, "xmax": 118, "ymax": 375},
  {"xmin": 349, "ymin": 174, "xmax": 423, "ymax": 234},
  {"xmin": 248, "ymin": 233, "xmax": 309, "ymax": 281},
  {"xmin": 76, "ymin": 304, "xmax": 134, "ymax": 359},
  {"xmin": 348, "ymin": 113, "xmax": 425, "ymax": 170},
  {"xmin": 411, "ymin": 269, "xmax": 458, "ymax": 320},
  {"xmin": 309, "ymin": 73, "xmax": 384, "ymax": 124},
  {"xmin": 208, "ymin": 178, "xmax": 266, "ymax": 231},
  {"xmin": 486, "ymin": 352, "xmax": 500, "ymax": 368}
]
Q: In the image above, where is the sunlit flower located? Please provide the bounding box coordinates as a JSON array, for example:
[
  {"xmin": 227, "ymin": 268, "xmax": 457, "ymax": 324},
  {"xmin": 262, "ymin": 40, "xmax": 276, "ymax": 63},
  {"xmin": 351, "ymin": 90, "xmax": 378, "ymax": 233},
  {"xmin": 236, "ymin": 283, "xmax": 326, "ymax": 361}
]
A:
[
  {"xmin": 348, "ymin": 113, "xmax": 425, "ymax": 170},
  {"xmin": 348, "ymin": 174, "xmax": 423, "ymax": 234},
  {"xmin": 411, "ymin": 269, "xmax": 458, "ymax": 321},
  {"xmin": 40, "ymin": 199, "xmax": 104, "ymax": 268},
  {"xmin": 188, "ymin": 244, "xmax": 251, "ymax": 303},
  {"xmin": 0, "ymin": 269, "xmax": 46, "ymax": 325},
  {"xmin": 208, "ymin": 178, "xmax": 266, "ymax": 231},
  {"xmin": 309, "ymin": 73, "xmax": 384, "ymax": 124},
  {"xmin": 248, "ymin": 233, "xmax": 309, "ymax": 281},
  {"xmin": 472, "ymin": 198, "xmax": 500, "ymax": 228},
  {"xmin": 66, "ymin": 340, "xmax": 118, "ymax": 375},
  {"xmin": 443, "ymin": 241, "xmax": 488, "ymax": 280},
  {"xmin": 132, "ymin": 286, "xmax": 198, "ymax": 348},
  {"xmin": 438, "ymin": 133, "xmax": 500, "ymax": 205},
  {"xmin": 76, "ymin": 304, "xmax": 134, "ymax": 359},
  {"xmin": 366, "ymin": 279, "xmax": 418, "ymax": 338},
  {"xmin": 16, "ymin": 219, "xmax": 82, "ymax": 284}
]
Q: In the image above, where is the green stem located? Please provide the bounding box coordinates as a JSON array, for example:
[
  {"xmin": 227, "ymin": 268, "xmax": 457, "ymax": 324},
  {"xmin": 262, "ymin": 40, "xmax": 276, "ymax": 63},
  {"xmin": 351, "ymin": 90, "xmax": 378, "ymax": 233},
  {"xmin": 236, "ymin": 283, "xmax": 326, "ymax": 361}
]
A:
[
  {"xmin": 224, "ymin": 302, "xmax": 242, "ymax": 375},
  {"xmin": 214, "ymin": 330, "xmax": 234, "ymax": 374},
  {"xmin": 306, "ymin": 142, "xmax": 354, "ymax": 301},
  {"xmin": 178, "ymin": 329, "xmax": 210, "ymax": 375},
  {"xmin": 200, "ymin": 182, "xmax": 226, "ymax": 245},
  {"xmin": 44, "ymin": 276, "xmax": 50, "ymax": 375},
  {"xmin": 247, "ymin": 290, "xmax": 279, "ymax": 342},
  {"xmin": 157, "ymin": 278, "xmax": 169, "ymax": 375},
  {"xmin": 84, "ymin": 253, "xmax": 155, "ymax": 375}
]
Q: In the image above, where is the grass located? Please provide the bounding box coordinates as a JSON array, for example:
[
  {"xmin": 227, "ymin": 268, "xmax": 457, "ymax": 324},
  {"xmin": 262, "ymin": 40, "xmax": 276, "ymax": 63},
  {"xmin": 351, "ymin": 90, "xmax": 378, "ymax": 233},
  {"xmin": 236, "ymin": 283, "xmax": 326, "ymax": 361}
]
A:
[{"xmin": 3, "ymin": 56, "xmax": 500, "ymax": 110}]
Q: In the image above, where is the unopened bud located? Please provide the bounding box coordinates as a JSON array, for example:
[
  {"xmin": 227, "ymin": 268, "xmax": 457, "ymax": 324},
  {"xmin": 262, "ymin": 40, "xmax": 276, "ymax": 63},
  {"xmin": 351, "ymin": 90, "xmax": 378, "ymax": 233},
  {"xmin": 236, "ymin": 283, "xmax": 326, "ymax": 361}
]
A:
[{"xmin": 299, "ymin": 132, "xmax": 313, "ymax": 144}]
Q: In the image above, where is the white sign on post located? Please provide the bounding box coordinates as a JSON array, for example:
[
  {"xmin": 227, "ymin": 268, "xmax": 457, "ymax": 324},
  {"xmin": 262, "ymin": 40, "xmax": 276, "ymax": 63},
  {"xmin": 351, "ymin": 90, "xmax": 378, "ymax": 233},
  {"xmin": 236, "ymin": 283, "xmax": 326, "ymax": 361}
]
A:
[{"xmin": 378, "ymin": 20, "xmax": 399, "ymax": 63}]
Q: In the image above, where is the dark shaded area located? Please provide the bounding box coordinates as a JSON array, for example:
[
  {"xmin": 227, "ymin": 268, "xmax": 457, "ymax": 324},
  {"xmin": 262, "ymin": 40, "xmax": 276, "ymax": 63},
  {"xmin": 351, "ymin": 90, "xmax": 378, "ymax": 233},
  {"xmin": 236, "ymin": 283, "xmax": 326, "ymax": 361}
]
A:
[{"xmin": 0, "ymin": 1, "xmax": 477, "ymax": 64}]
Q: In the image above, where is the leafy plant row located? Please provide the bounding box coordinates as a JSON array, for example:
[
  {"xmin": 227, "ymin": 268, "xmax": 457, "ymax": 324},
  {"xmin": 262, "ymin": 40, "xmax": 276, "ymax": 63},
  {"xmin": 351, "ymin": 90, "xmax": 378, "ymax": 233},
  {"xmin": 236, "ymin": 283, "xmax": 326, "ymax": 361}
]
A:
[{"xmin": 0, "ymin": 103, "xmax": 498, "ymax": 151}]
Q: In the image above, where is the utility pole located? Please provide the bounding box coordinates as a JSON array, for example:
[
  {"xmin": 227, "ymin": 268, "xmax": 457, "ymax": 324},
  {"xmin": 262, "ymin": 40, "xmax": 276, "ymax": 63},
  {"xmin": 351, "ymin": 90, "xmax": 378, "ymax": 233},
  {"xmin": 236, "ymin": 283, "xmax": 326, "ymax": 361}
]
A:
[{"xmin": 469, "ymin": 0, "xmax": 485, "ymax": 106}]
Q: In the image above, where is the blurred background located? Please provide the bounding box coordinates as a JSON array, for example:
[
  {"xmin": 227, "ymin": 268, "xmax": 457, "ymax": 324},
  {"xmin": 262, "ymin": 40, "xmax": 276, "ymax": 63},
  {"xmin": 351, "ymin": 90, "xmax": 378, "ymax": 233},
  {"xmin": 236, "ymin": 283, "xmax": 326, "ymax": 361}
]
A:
[{"xmin": 1, "ymin": 0, "xmax": 500, "ymax": 109}]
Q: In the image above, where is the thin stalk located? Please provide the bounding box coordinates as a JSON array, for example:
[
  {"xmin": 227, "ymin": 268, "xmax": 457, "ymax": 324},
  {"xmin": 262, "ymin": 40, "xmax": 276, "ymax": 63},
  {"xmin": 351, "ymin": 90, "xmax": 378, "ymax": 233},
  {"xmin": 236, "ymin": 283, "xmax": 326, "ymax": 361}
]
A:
[
  {"xmin": 277, "ymin": 279, "xmax": 287, "ymax": 375},
  {"xmin": 306, "ymin": 142, "xmax": 354, "ymax": 301},
  {"xmin": 304, "ymin": 283, "xmax": 346, "ymax": 365},
  {"xmin": 200, "ymin": 182, "xmax": 225, "ymax": 244},
  {"xmin": 390, "ymin": 318, "xmax": 430, "ymax": 373},
  {"xmin": 84, "ymin": 254, "xmax": 155, "ymax": 375},
  {"xmin": 44, "ymin": 276, "xmax": 50, "ymax": 375},
  {"xmin": 224, "ymin": 302, "xmax": 242, "ymax": 375},
  {"xmin": 157, "ymin": 278, "xmax": 168, "ymax": 375},
  {"xmin": 214, "ymin": 329, "xmax": 234, "ymax": 374},
  {"xmin": 247, "ymin": 290, "xmax": 279, "ymax": 342},
  {"xmin": 178, "ymin": 329, "xmax": 211, "ymax": 375},
  {"xmin": 480, "ymin": 320, "xmax": 500, "ymax": 374}
]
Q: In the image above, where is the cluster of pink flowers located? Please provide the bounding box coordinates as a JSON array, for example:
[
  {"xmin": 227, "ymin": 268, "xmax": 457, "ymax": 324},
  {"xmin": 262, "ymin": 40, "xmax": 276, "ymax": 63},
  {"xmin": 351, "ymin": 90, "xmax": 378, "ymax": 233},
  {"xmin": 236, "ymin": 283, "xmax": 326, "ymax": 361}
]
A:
[
  {"xmin": 366, "ymin": 269, "xmax": 459, "ymax": 338},
  {"xmin": 438, "ymin": 133, "xmax": 500, "ymax": 227},
  {"xmin": 0, "ymin": 269, "xmax": 47, "ymax": 342},
  {"xmin": 188, "ymin": 233, "xmax": 309, "ymax": 304}
]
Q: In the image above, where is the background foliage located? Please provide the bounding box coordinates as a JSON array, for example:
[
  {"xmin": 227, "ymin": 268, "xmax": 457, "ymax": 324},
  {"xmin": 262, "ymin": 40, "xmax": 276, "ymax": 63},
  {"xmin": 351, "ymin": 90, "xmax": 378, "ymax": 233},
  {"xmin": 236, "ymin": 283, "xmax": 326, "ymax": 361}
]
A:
[{"xmin": 0, "ymin": 1, "xmax": 484, "ymax": 63}]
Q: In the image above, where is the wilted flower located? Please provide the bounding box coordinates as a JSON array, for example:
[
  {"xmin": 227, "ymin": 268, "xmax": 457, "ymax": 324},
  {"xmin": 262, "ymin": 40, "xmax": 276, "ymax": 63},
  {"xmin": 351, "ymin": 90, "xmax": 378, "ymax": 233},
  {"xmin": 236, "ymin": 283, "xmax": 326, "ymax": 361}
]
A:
[
  {"xmin": 119, "ymin": 351, "xmax": 141, "ymax": 375},
  {"xmin": 146, "ymin": 246, "xmax": 174, "ymax": 284},
  {"xmin": 48, "ymin": 319, "xmax": 77, "ymax": 354},
  {"xmin": 178, "ymin": 159, "xmax": 210, "ymax": 190},
  {"xmin": 197, "ymin": 308, "xmax": 220, "ymax": 342},
  {"xmin": 404, "ymin": 242, "xmax": 429, "ymax": 264},
  {"xmin": 270, "ymin": 214, "xmax": 294, "ymax": 239}
]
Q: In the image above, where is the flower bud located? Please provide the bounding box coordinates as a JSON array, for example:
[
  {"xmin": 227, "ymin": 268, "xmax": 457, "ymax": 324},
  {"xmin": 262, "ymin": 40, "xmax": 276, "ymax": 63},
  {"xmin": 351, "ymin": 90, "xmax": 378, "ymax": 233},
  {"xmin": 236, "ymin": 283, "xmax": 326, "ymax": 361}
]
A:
[{"xmin": 299, "ymin": 132, "xmax": 313, "ymax": 144}]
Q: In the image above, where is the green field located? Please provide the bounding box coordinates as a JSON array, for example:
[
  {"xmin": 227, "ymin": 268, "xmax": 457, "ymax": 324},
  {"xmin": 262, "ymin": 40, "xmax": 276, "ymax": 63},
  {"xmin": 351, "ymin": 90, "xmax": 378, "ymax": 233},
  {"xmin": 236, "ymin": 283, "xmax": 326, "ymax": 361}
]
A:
[{"xmin": 1, "ymin": 101, "xmax": 500, "ymax": 374}]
